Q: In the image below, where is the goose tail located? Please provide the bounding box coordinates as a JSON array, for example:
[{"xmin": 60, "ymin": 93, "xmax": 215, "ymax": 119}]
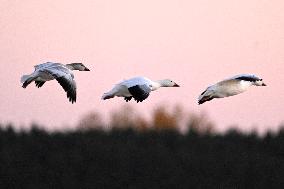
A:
[{"xmin": 21, "ymin": 74, "xmax": 30, "ymax": 83}]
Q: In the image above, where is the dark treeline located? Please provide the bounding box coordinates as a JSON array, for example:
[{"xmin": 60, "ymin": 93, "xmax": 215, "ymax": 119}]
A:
[{"xmin": 0, "ymin": 126, "xmax": 284, "ymax": 189}]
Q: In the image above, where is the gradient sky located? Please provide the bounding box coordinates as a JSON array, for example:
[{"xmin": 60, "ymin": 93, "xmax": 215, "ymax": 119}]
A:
[{"xmin": 1, "ymin": 0, "xmax": 284, "ymax": 132}]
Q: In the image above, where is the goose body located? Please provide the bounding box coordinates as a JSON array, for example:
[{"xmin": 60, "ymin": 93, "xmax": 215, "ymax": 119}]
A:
[
  {"xmin": 198, "ymin": 74, "xmax": 266, "ymax": 104},
  {"xmin": 102, "ymin": 76, "xmax": 179, "ymax": 102},
  {"xmin": 21, "ymin": 62, "xmax": 90, "ymax": 103}
]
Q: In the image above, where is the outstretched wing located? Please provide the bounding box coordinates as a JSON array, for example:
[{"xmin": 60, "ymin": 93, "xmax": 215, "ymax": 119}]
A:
[
  {"xmin": 34, "ymin": 62, "xmax": 62, "ymax": 71},
  {"xmin": 119, "ymin": 77, "xmax": 152, "ymax": 88},
  {"xmin": 128, "ymin": 84, "xmax": 151, "ymax": 102},
  {"xmin": 41, "ymin": 66, "xmax": 77, "ymax": 103},
  {"xmin": 56, "ymin": 75, "xmax": 77, "ymax": 103}
]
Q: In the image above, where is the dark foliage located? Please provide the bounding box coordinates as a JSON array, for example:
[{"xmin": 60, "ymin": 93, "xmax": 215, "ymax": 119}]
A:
[{"xmin": 0, "ymin": 126, "xmax": 284, "ymax": 189}]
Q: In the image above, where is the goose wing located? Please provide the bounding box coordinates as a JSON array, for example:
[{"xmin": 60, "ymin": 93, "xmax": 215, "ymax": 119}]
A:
[
  {"xmin": 41, "ymin": 66, "xmax": 77, "ymax": 103},
  {"xmin": 118, "ymin": 77, "xmax": 152, "ymax": 102},
  {"xmin": 34, "ymin": 62, "xmax": 62, "ymax": 71},
  {"xmin": 198, "ymin": 86, "xmax": 215, "ymax": 105},
  {"xmin": 128, "ymin": 84, "xmax": 151, "ymax": 102},
  {"xmin": 119, "ymin": 77, "xmax": 152, "ymax": 88},
  {"xmin": 232, "ymin": 74, "xmax": 262, "ymax": 82}
]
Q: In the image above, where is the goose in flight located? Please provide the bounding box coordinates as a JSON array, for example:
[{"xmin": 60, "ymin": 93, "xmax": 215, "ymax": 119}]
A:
[
  {"xmin": 102, "ymin": 76, "xmax": 180, "ymax": 103},
  {"xmin": 198, "ymin": 74, "xmax": 266, "ymax": 105},
  {"xmin": 21, "ymin": 62, "xmax": 90, "ymax": 103}
]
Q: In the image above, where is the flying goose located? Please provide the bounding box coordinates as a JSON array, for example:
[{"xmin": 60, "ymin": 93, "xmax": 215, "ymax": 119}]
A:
[
  {"xmin": 102, "ymin": 76, "xmax": 180, "ymax": 103},
  {"xmin": 198, "ymin": 74, "xmax": 266, "ymax": 105},
  {"xmin": 21, "ymin": 62, "xmax": 90, "ymax": 103}
]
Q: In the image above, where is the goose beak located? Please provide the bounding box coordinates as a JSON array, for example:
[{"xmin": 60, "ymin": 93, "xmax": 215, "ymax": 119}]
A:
[
  {"xmin": 84, "ymin": 67, "xmax": 90, "ymax": 71},
  {"xmin": 173, "ymin": 83, "xmax": 180, "ymax": 87},
  {"xmin": 262, "ymin": 83, "xmax": 266, "ymax": 86}
]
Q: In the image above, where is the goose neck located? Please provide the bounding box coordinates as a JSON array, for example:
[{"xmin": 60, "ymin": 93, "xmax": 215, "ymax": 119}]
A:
[{"xmin": 151, "ymin": 81, "xmax": 162, "ymax": 90}]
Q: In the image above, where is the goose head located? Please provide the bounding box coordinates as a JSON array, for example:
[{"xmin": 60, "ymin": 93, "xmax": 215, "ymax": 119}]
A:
[
  {"xmin": 66, "ymin": 63, "xmax": 90, "ymax": 71},
  {"xmin": 253, "ymin": 78, "xmax": 266, "ymax": 86},
  {"xmin": 158, "ymin": 79, "xmax": 180, "ymax": 87}
]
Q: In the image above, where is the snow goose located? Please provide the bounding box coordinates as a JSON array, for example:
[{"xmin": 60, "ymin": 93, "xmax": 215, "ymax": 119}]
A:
[
  {"xmin": 198, "ymin": 74, "xmax": 266, "ymax": 105},
  {"xmin": 102, "ymin": 76, "xmax": 180, "ymax": 102},
  {"xmin": 21, "ymin": 62, "xmax": 90, "ymax": 103}
]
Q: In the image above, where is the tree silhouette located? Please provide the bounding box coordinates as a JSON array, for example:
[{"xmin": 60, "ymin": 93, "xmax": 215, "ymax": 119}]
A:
[{"xmin": 0, "ymin": 123, "xmax": 284, "ymax": 189}]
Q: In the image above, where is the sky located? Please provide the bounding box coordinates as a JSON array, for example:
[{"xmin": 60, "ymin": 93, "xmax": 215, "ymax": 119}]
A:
[{"xmin": 0, "ymin": 0, "xmax": 284, "ymax": 133}]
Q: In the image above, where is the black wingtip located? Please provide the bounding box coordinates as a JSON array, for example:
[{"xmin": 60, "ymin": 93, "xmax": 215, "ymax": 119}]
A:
[
  {"xmin": 124, "ymin": 96, "xmax": 132, "ymax": 102},
  {"xmin": 198, "ymin": 96, "xmax": 213, "ymax": 105},
  {"xmin": 69, "ymin": 96, "xmax": 76, "ymax": 104},
  {"xmin": 35, "ymin": 81, "xmax": 45, "ymax": 88},
  {"xmin": 68, "ymin": 95, "xmax": 76, "ymax": 104},
  {"xmin": 198, "ymin": 100, "xmax": 204, "ymax": 105},
  {"xmin": 22, "ymin": 82, "xmax": 29, "ymax": 88},
  {"xmin": 134, "ymin": 98, "xmax": 144, "ymax": 103}
]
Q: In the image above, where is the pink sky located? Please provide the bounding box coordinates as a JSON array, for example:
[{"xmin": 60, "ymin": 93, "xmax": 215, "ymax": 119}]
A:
[{"xmin": 0, "ymin": 0, "xmax": 284, "ymax": 132}]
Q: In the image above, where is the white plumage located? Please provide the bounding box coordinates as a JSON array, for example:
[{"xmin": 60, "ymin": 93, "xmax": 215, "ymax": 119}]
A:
[
  {"xmin": 198, "ymin": 74, "xmax": 266, "ymax": 104},
  {"xmin": 20, "ymin": 62, "xmax": 90, "ymax": 103},
  {"xmin": 102, "ymin": 76, "xmax": 180, "ymax": 102}
]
